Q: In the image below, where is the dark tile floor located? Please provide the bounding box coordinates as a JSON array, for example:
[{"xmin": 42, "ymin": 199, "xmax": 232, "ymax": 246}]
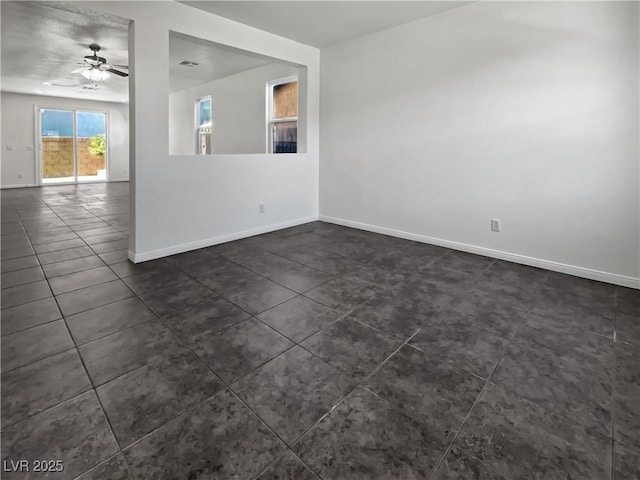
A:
[{"xmin": 1, "ymin": 182, "xmax": 639, "ymax": 480}]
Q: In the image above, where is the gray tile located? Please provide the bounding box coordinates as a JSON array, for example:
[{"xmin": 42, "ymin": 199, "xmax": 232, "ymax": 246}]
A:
[
  {"xmin": 418, "ymin": 262, "xmax": 475, "ymax": 289},
  {"xmin": 66, "ymin": 297, "xmax": 157, "ymax": 345},
  {"xmin": 1, "ymin": 350, "xmax": 91, "ymax": 426},
  {"xmin": 49, "ymin": 266, "xmax": 118, "ymax": 295},
  {"xmin": 410, "ymin": 309, "xmax": 509, "ymax": 378},
  {"xmin": 365, "ymin": 345, "xmax": 483, "ymax": 442},
  {"xmin": 285, "ymin": 250, "xmax": 363, "ymax": 275},
  {"xmin": 433, "ymin": 451, "xmax": 507, "ymax": 480},
  {"xmin": 349, "ymin": 291, "xmax": 428, "ymax": 340},
  {"xmin": 157, "ymin": 292, "xmax": 250, "ymax": 345},
  {"xmin": 92, "ymin": 238, "xmax": 130, "ymax": 254},
  {"xmin": 492, "ymin": 344, "xmax": 613, "ymax": 437},
  {"xmin": 266, "ymin": 264, "xmax": 334, "ymax": 293},
  {"xmin": 546, "ymin": 271, "xmax": 615, "ymax": 301},
  {"xmin": 122, "ymin": 269, "xmax": 194, "ymax": 297},
  {"xmin": 38, "ymin": 245, "xmax": 94, "ymax": 265},
  {"xmin": 75, "ymin": 454, "xmax": 131, "ymax": 480},
  {"xmin": 56, "ymin": 280, "xmax": 134, "ymax": 317},
  {"xmin": 613, "ymin": 442, "xmax": 639, "ymax": 480},
  {"xmin": 33, "ymin": 237, "xmax": 84, "ymax": 254},
  {"xmin": 444, "ymin": 286, "xmax": 528, "ymax": 338},
  {"xmin": 193, "ymin": 318, "xmax": 293, "ymax": 383},
  {"xmin": 192, "ymin": 259, "xmax": 251, "ymax": 286},
  {"xmin": 109, "ymin": 258, "xmax": 173, "ymax": 279},
  {"xmin": 344, "ymin": 263, "xmax": 414, "ymax": 290},
  {"xmin": 614, "ymin": 355, "xmax": 640, "ymax": 447},
  {"xmin": 199, "ymin": 265, "xmax": 297, "ymax": 315},
  {"xmin": 616, "ymin": 340, "xmax": 639, "ymax": 395},
  {"xmin": 1, "ymin": 280, "xmax": 51, "ymax": 308},
  {"xmin": 301, "ymin": 317, "xmax": 400, "ymax": 379},
  {"xmin": 1, "ymin": 320, "xmax": 74, "ymax": 372},
  {"xmin": 1, "ymin": 297, "xmax": 61, "ymax": 335},
  {"xmin": 304, "ymin": 277, "xmax": 381, "ymax": 313},
  {"xmin": 166, "ymin": 249, "xmax": 225, "ymax": 277},
  {"xmin": 389, "ymin": 276, "xmax": 456, "ymax": 311},
  {"xmin": 99, "ymin": 249, "xmax": 129, "ymax": 265},
  {"xmin": 1, "ymin": 266, "xmax": 45, "ymax": 289},
  {"xmin": 83, "ymin": 232, "xmax": 127, "ymax": 245},
  {"xmin": 1, "ymin": 255, "xmax": 39, "ymax": 273},
  {"xmin": 618, "ymin": 287, "xmax": 640, "ymax": 316},
  {"xmin": 30, "ymin": 231, "xmax": 79, "ymax": 246},
  {"xmin": 98, "ymin": 351, "xmax": 224, "ymax": 448},
  {"xmin": 480, "ymin": 260, "xmax": 548, "ymax": 296},
  {"xmin": 1, "ymin": 391, "xmax": 118, "ymax": 480},
  {"xmin": 257, "ymin": 296, "xmax": 342, "ymax": 342},
  {"xmin": 617, "ymin": 311, "xmax": 640, "ymax": 345},
  {"xmin": 452, "ymin": 383, "xmax": 611, "ymax": 479},
  {"xmin": 434, "ymin": 250, "xmax": 493, "ymax": 274},
  {"xmin": 1, "ymin": 246, "xmax": 35, "ymax": 261},
  {"xmin": 294, "ymin": 386, "xmax": 447, "ymax": 480},
  {"xmin": 233, "ymin": 346, "xmax": 354, "ymax": 444},
  {"xmin": 530, "ymin": 290, "xmax": 615, "ymax": 335},
  {"xmin": 256, "ymin": 451, "xmax": 318, "ymax": 480},
  {"xmin": 224, "ymin": 249, "xmax": 300, "ymax": 277},
  {"xmin": 123, "ymin": 389, "xmax": 284, "ymax": 480},
  {"xmin": 76, "ymin": 226, "xmax": 119, "ymax": 237},
  {"xmin": 79, "ymin": 321, "xmax": 186, "ymax": 386},
  {"xmin": 42, "ymin": 255, "xmax": 105, "ymax": 278},
  {"xmin": 368, "ymin": 249, "xmax": 437, "ymax": 273}
]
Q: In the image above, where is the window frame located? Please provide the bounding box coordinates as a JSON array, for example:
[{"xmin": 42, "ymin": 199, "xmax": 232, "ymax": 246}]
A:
[
  {"xmin": 267, "ymin": 76, "xmax": 298, "ymax": 154},
  {"xmin": 195, "ymin": 96, "xmax": 212, "ymax": 155}
]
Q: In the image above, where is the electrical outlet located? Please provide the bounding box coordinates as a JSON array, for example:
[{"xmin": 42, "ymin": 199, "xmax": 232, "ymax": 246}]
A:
[
  {"xmin": 259, "ymin": 204, "xmax": 265, "ymax": 213},
  {"xmin": 18, "ymin": 172, "xmax": 24, "ymax": 179},
  {"xmin": 491, "ymin": 218, "xmax": 501, "ymax": 232},
  {"xmin": 6, "ymin": 145, "xmax": 13, "ymax": 151}
]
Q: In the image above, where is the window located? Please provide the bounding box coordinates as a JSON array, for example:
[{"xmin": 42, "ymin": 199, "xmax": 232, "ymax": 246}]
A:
[
  {"xmin": 196, "ymin": 96, "xmax": 212, "ymax": 155},
  {"xmin": 269, "ymin": 78, "xmax": 297, "ymax": 153}
]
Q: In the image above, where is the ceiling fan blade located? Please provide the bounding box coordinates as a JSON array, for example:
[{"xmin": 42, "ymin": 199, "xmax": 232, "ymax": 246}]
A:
[
  {"xmin": 111, "ymin": 64, "xmax": 129, "ymax": 69},
  {"xmin": 41, "ymin": 60, "xmax": 85, "ymax": 65},
  {"xmin": 106, "ymin": 68, "xmax": 128, "ymax": 77},
  {"xmin": 71, "ymin": 66, "xmax": 89, "ymax": 74}
]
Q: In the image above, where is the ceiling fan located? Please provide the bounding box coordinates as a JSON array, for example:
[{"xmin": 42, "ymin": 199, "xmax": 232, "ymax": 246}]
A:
[
  {"xmin": 71, "ymin": 43, "xmax": 128, "ymax": 81},
  {"xmin": 43, "ymin": 43, "xmax": 128, "ymax": 82}
]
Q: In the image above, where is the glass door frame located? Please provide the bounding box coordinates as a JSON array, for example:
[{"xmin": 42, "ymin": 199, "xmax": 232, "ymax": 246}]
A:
[{"xmin": 36, "ymin": 106, "xmax": 110, "ymax": 186}]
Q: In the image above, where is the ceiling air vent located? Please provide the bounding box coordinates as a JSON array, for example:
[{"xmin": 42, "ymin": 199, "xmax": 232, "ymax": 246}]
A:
[{"xmin": 178, "ymin": 60, "xmax": 200, "ymax": 67}]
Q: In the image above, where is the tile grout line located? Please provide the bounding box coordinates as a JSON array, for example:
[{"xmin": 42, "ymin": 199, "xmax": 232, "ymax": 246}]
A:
[
  {"xmin": 287, "ymin": 328, "xmax": 424, "ymax": 453},
  {"xmin": 427, "ymin": 261, "xmax": 540, "ymax": 480},
  {"xmin": 610, "ymin": 286, "xmax": 618, "ymax": 480},
  {"xmin": 427, "ymin": 354, "xmax": 504, "ymax": 480},
  {"xmin": 17, "ymin": 191, "xmax": 137, "ymax": 479}
]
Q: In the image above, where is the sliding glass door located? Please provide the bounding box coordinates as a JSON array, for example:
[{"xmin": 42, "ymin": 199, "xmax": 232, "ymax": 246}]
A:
[{"xmin": 40, "ymin": 109, "xmax": 108, "ymax": 185}]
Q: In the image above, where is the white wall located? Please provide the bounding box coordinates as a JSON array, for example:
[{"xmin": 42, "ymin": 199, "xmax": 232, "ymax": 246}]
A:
[
  {"xmin": 0, "ymin": 92, "xmax": 129, "ymax": 187},
  {"xmin": 82, "ymin": 1, "xmax": 320, "ymax": 261},
  {"xmin": 320, "ymin": 1, "xmax": 640, "ymax": 287},
  {"xmin": 169, "ymin": 62, "xmax": 300, "ymax": 155}
]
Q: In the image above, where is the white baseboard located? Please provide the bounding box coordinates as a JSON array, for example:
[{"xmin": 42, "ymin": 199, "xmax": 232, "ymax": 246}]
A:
[
  {"xmin": 129, "ymin": 215, "xmax": 319, "ymax": 263},
  {"xmin": 1, "ymin": 184, "xmax": 37, "ymax": 189},
  {"xmin": 319, "ymin": 215, "xmax": 640, "ymax": 289}
]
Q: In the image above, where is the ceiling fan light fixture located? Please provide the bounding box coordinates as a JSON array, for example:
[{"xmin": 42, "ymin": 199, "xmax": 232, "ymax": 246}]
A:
[{"xmin": 81, "ymin": 68, "xmax": 110, "ymax": 81}]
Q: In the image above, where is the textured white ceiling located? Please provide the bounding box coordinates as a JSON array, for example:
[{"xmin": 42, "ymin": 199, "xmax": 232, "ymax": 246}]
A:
[
  {"xmin": 181, "ymin": 1, "xmax": 472, "ymax": 48},
  {"xmin": 169, "ymin": 32, "xmax": 286, "ymax": 93},
  {"xmin": 1, "ymin": 1, "xmax": 472, "ymax": 103},
  {"xmin": 1, "ymin": 1, "xmax": 131, "ymax": 103}
]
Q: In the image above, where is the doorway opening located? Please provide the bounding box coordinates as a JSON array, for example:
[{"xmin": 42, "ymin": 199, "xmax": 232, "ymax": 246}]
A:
[{"xmin": 39, "ymin": 108, "xmax": 108, "ymax": 185}]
